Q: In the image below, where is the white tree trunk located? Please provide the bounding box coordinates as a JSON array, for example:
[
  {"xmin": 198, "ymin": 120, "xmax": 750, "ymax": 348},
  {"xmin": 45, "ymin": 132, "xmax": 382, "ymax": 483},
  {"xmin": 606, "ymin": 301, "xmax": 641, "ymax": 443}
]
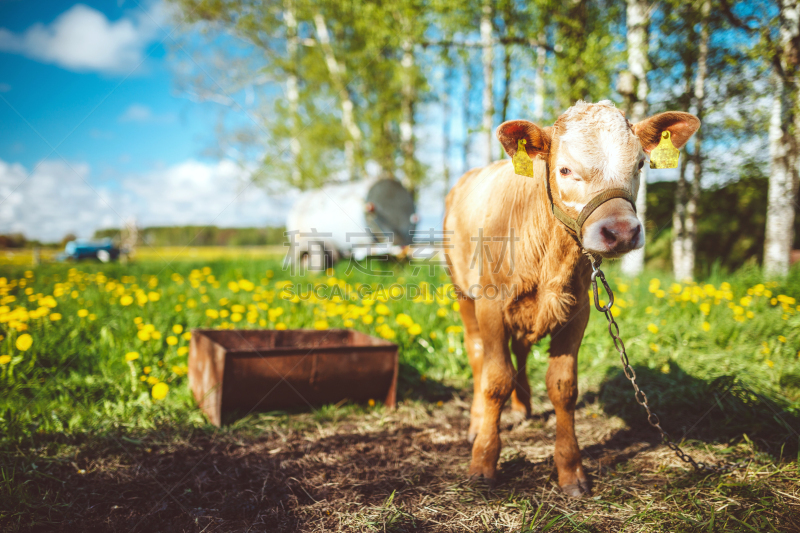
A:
[
  {"xmin": 620, "ymin": 0, "xmax": 650, "ymax": 276},
  {"xmin": 534, "ymin": 34, "xmax": 546, "ymax": 123},
  {"xmin": 462, "ymin": 59, "xmax": 473, "ymax": 175},
  {"xmin": 285, "ymin": 1, "xmax": 301, "ymax": 188},
  {"xmin": 672, "ymin": 0, "xmax": 710, "ymax": 281},
  {"xmin": 764, "ymin": 0, "xmax": 800, "ymax": 275},
  {"xmin": 765, "ymin": 72, "xmax": 797, "ymax": 275},
  {"xmin": 313, "ymin": 13, "xmax": 362, "ymax": 180},
  {"xmin": 400, "ymin": 37, "xmax": 415, "ymax": 189},
  {"xmin": 672, "ymin": 154, "xmax": 690, "ymax": 280},
  {"xmin": 443, "ymin": 72, "xmax": 451, "ymax": 207},
  {"xmin": 480, "ymin": 1, "xmax": 494, "ymax": 166},
  {"xmin": 684, "ymin": 0, "xmax": 711, "ymax": 280}
]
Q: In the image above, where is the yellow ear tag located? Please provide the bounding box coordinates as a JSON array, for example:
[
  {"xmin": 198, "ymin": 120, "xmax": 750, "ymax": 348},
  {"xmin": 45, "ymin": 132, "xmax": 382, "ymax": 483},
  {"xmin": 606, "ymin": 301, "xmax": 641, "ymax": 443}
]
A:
[
  {"xmin": 649, "ymin": 130, "xmax": 680, "ymax": 169},
  {"xmin": 513, "ymin": 138, "xmax": 533, "ymax": 177}
]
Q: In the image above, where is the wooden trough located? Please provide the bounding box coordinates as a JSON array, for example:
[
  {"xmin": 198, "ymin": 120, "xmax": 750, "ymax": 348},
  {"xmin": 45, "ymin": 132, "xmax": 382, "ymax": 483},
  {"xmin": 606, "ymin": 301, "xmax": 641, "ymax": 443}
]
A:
[{"xmin": 188, "ymin": 329, "xmax": 399, "ymax": 426}]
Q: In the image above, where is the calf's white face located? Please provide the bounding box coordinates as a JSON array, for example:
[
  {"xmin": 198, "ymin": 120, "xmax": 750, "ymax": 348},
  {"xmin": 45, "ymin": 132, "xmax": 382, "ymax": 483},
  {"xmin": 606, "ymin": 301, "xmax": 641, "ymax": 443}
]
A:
[{"xmin": 496, "ymin": 100, "xmax": 701, "ymax": 258}]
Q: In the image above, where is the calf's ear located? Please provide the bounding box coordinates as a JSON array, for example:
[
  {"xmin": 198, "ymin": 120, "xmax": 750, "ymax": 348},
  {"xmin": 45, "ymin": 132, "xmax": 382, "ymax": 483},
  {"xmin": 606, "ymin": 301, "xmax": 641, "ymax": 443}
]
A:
[
  {"xmin": 496, "ymin": 120, "xmax": 551, "ymax": 158},
  {"xmin": 633, "ymin": 112, "xmax": 701, "ymax": 152}
]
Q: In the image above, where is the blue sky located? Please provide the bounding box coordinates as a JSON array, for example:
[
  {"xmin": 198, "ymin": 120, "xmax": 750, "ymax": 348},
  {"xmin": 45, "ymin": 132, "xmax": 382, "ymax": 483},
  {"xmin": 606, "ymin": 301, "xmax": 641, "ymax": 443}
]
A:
[
  {"xmin": 0, "ymin": 1, "xmax": 711, "ymax": 243},
  {"xmin": 0, "ymin": 1, "xmax": 286, "ymax": 242}
]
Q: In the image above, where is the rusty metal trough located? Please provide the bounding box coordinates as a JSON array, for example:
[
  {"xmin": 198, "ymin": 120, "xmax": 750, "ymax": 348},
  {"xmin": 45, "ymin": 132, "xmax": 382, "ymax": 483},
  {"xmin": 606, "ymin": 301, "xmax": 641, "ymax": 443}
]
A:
[{"xmin": 189, "ymin": 329, "xmax": 399, "ymax": 426}]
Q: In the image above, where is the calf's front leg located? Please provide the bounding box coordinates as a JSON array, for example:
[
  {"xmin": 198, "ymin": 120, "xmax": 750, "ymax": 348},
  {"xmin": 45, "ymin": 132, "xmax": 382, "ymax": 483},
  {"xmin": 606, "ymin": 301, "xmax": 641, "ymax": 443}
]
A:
[
  {"xmin": 468, "ymin": 302, "xmax": 514, "ymax": 482},
  {"xmin": 546, "ymin": 306, "xmax": 590, "ymax": 497}
]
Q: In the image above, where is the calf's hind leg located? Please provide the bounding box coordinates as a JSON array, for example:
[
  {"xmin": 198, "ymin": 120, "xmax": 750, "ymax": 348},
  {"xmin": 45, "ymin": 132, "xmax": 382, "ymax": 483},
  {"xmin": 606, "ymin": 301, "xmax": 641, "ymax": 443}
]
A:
[
  {"xmin": 546, "ymin": 307, "xmax": 590, "ymax": 497},
  {"xmin": 510, "ymin": 338, "xmax": 532, "ymax": 418}
]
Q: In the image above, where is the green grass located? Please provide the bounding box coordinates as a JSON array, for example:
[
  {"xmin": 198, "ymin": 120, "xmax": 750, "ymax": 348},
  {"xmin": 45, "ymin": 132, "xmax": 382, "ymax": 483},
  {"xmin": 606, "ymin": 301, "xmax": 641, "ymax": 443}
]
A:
[{"xmin": 1, "ymin": 256, "xmax": 799, "ymax": 530}]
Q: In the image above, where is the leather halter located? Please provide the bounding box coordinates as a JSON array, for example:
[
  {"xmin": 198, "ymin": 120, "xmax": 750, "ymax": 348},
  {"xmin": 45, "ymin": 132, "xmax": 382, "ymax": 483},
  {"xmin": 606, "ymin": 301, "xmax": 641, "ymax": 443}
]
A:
[{"xmin": 542, "ymin": 166, "xmax": 637, "ymax": 247}]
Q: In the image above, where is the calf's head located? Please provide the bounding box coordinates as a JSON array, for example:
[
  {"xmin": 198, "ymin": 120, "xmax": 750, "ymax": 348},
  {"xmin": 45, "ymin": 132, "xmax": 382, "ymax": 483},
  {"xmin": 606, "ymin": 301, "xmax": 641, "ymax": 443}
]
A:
[{"xmin": 497, "ymin": 100, "xmax": 700, "ymax": 258}]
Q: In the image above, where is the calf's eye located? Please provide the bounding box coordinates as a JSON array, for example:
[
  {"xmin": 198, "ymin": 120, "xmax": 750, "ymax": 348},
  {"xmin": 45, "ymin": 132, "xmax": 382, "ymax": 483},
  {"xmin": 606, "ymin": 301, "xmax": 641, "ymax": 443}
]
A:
[
  {"xmin": 559, "ymin": 167, "xmax": 571, "ymax": 176},
  {"xmin": 638, "ymin": 160, "xmax": 644, "ymax": 170}
]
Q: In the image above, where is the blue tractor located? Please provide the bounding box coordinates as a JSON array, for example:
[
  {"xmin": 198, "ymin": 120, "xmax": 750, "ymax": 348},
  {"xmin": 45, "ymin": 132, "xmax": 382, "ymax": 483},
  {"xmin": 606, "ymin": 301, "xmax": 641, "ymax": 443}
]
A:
[{"xmin": 58, "ymin": 239, "xmax": 120, "ymax": 262}]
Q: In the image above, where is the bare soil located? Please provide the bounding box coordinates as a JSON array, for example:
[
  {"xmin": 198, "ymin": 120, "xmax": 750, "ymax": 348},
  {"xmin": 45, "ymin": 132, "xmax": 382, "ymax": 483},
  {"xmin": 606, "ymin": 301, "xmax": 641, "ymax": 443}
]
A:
[{"xmin": 3, "ymin": 394, "xmax": 798, "ymax": 532}]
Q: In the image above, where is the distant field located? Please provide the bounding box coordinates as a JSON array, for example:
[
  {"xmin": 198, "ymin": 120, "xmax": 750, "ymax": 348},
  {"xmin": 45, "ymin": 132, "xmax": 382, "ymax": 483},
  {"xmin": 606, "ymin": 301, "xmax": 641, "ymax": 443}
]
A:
[
  {"xmin": 0, "ymin": 245, "xmax": 286, "ymax": 266},
  {"xmin": 1, "ymin": 255, "xmax": 800, "ymax": 531}
]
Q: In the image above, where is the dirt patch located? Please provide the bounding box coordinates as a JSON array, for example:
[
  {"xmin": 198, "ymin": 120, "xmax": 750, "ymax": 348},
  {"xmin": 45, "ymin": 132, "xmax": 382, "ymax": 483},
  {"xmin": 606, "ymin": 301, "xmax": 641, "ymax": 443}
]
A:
[{"xmin": 2, "ymin": 396, "xmax": 798, "ymax": 532}]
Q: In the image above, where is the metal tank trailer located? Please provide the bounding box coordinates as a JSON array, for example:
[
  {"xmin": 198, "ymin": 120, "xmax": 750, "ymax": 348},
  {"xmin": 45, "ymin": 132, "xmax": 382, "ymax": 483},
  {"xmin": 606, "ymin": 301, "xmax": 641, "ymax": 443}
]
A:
[{"xmin": 285, "ymin": 177, "xmax": 418, "ymax": 270}]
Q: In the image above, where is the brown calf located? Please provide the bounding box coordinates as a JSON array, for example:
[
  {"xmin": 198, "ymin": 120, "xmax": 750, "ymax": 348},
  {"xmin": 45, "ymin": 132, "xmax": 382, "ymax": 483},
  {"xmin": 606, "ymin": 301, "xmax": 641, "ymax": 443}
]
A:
[{"xmin": 443, "ymin": 101, "xmax": 700, "ymax": 497}]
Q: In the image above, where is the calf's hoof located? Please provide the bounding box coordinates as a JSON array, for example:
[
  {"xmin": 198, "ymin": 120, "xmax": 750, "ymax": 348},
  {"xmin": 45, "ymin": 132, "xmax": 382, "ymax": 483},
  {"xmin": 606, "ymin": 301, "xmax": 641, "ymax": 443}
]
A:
[
  {"xmin": 468, "ymin": 461, "xmax": 497, "ymax": 485},
  {"xmin": 560, "ymin": 479, "xmax": 591, "ymax": 498},
  {"xmin": 467, "ymin": 470, "xmax": 497, "ymax": 489}
]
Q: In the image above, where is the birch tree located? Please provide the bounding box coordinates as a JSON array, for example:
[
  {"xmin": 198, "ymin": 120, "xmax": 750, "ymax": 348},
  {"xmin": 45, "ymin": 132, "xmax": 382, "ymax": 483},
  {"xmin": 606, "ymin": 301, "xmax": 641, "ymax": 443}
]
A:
[
  {"xmin": 480, "ymin": 0, "xmax": 495, "ymax": 166},
  {"xmin": 764, "ymin": 0, "xmax": 800, "ymax": 275},
  {"xmin": 672, "ymin": 0, "xmax": 710, "ymax": 281},
  {"xmin": 620, "ymin": 0, "xmax": 650, "ymax": 276},
  {"xmin": 313, "ymin": 13, "xmax": 363, "ymax": 181}
]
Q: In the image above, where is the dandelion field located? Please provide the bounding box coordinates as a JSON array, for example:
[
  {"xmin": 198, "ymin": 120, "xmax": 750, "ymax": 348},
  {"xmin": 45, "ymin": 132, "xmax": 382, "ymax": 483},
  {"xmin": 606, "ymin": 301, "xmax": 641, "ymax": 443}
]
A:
[{"xmin": 2, "ymin": 251, "xmax": 800, "ymax": 531}]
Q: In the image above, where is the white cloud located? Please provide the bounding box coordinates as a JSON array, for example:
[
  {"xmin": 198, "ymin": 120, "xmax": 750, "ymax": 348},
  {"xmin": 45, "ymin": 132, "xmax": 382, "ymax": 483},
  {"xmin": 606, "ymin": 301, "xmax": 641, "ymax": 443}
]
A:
[
  {"xmin": 0, "ymin": 4, "xmax": 161, "ymax": 73},
  {"xmin": 119, "ymin": 103, "xmax": 176, "ymax": 123},
  {"xmin": 0, "ymin": 158, "xmax": 292, "ymax": 243}
]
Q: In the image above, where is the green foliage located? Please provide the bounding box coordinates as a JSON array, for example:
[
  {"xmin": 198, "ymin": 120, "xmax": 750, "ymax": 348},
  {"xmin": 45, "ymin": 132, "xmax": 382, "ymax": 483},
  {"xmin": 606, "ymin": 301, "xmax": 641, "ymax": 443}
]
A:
[{"xmin": 93, "ymin": 225, "xmax": 287, "ymax": 247}]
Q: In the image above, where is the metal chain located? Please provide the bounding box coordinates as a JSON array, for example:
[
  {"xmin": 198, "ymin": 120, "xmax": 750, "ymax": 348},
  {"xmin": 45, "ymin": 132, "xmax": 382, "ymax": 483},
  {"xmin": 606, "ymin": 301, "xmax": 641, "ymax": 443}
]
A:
[{"xmin": 588, "ymin": 259, "xmax": 746, "ymax": 474}]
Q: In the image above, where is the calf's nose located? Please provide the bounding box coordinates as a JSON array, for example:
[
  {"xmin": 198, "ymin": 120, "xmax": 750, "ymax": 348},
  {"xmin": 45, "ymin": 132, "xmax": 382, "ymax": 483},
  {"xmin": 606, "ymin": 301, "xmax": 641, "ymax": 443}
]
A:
[{"xmin": 599, "ymin": 220, "xmax": 641, "ymax": 252}]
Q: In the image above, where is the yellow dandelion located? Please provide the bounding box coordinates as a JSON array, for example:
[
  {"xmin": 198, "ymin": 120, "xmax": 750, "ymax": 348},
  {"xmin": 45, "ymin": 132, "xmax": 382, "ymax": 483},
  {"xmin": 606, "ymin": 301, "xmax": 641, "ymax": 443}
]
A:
[
  {"xmin": 452, "ymin": 302, "xmax": 460, "ymax": 312},
  {"xmin": 362, "ymin": 315, "xmax": 374, "ymax": 325},
  {"xmin": 701, "ymin": 321, "xmax": 711, "ymax": 332},
  {"xmin": 0, "ymin": 355, "xmax": 11, "ymax": 365},
  {"xmin": 182, "ymin": 332, "xmax": 191, "ymax": 341},
  {"xmin": 49, "ymin": 313, "xmax": 62, "ymax": 321},
  {"xmin": 766, "ymin": 360, "xmax": 774, "ymax": 368},
  {"xmin": 368, "ymin": 399, "xmax": 375, "ymax": 407},
  {"xmin": 125, "ymin": 351, "xmax": 140, "ymax": 361},
  {"xmin": 177, "ymin": 346, "xmax": 189, "ymax": 356},
  {"xmin": 172, "ymin": 324, "xmax": 183, "ymax": 334},
  {"xmin": 275, "ymin": 322, "xmax": 287, "ymax": 330},
  {"xmin": 77, "ymin": 309, "xmax": 89, "ymax": 318},
  {"xmin": 647, "ymin": 323, "xmax": 659, "ymax": 334},
  {"xmin": 137, "ymin": 330, "xmax": 150, "ymax": 342},
  {"xmin": 395, "ymin": 313, "xmax": 413, "ymax": 327},
  {"xmin": 314, "ymin": 320, "xmax": 329, "ymax": 330},
  {"xmin": 649, "ymin": 343, "xmax": 660, "ymax": 353},
  {"xmin": 166, "ymin": 336, "xmax": 178, "ymax": 346},
  {"xmin": 151, "ymin": 382, "xmax": 169, "ymax": 400},
  {"xmin": 429, "ymin": 331, "xmax": 437, "ymax": 339},
  {"xmin": 436, "ymin": 307, "xmax": 448, "ymax": 317},
  {"xmin": 206, "ymin": 309, "xmax": 219, "ymax": 319},
  {"xmin": 16, "ymin": 333, "xmax": 32, "ymax": 351},
  {"xmin": 408, "ymin": 324, "xmax": 422, "ymax": 335},
  {"xmin": 120, "ymin": 295, "xmax": 133, "ymax": 306},
  {"xmin": 143, "ymin": 365, "xmax": 151, "ymax": 374},
  {"xmin": 779, "ymin": 336, "xmax": 787, "ymax": 343}
]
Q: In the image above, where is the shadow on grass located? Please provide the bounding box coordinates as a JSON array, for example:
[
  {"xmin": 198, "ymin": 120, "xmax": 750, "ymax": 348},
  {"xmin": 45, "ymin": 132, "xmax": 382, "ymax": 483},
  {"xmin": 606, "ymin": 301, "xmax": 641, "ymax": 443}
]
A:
[
  {"xmin": 397, "ymin": 362, "xmax": 461, "ymax": 403},
  {"xmin": 598, "ymin": 362, "xmax": 800, "ymax": 459}
]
